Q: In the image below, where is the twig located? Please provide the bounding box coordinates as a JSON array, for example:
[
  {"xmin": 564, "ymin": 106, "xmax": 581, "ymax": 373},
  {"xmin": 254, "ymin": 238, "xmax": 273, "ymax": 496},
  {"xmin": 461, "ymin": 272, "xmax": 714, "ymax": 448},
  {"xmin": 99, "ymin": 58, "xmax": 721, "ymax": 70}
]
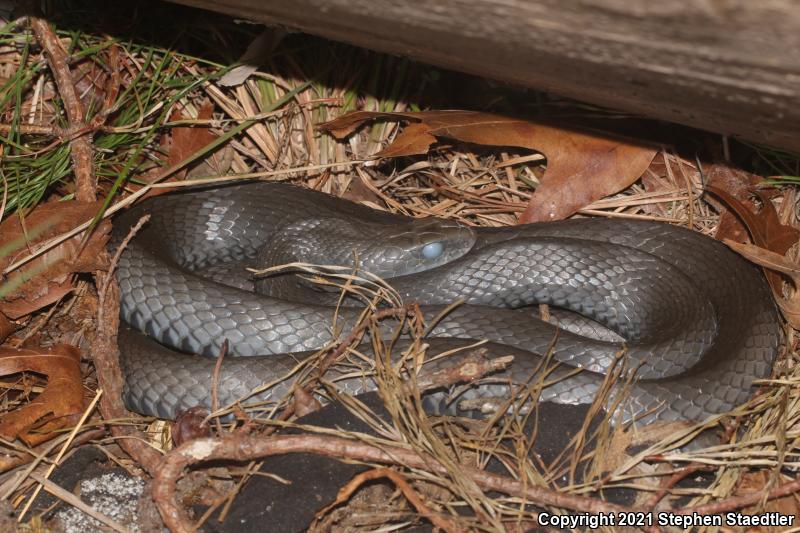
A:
[
  {"xmin": 0, "ymin": 175, "xmax": 8, "ymax": 225},
  {"xmin": 29, "ymin": 17, "xmax": 96, "ymax": 202},
  {"xmin": 93, "ymin": 212, "xmax": 162, "ymax": 472},
  {"xmin": 22, "ymin": 23, "xmax": 154, "ymax": 485},
  {"xmin": 644, "ymin": 463, "xmax": 714, "ymax": 511},
  {"xmin": 413, "ymin": 350, "xmax": 513, "ymax": 394},
  {"xmin": 101, "ymin": 44, "xmax": 121, "ymax": 116},
  {"xmin": 92, "ymin": 259, "xmax": 163, "ymax": 476},
  {"xmin": 152, "ymin": 433, "xmax": 652, "ymax": 533},
  {"xmin": 675, "ymin": 476, "xmax": 800, "ymax": 516},
  {"xmin": 316, "ymin": 467, "xmax": 459, "ymax": 532},
  {"xmin": 0, "ymin": 123, "xmax": 59, "ymax": 136}
]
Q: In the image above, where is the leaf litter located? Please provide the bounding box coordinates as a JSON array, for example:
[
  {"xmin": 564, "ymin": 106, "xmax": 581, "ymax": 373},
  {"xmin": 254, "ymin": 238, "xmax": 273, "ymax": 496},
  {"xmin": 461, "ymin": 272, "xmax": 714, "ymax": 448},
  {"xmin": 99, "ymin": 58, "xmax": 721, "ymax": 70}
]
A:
[
  {"xmin": 1, "ymin": 4, "xmax": 799, "ymax": 532},
  {"xmin": 319, "ymin": 109, "xmax": 658, "ymax": 222},
  {"xmin": 0, "ymin": 344, "xmax": 84, "ymax": 446},
  {"xmin": 0, "ymin": 199, "xmax": 110, "ymax": 317}
]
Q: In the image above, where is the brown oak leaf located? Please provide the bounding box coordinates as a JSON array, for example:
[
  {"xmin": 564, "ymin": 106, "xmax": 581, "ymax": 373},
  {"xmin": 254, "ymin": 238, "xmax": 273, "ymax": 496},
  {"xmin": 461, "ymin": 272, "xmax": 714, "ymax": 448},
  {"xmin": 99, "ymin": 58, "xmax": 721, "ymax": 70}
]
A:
[
  {"xmin": 0, "ymin": 200, "xmax": 110, "ymax": 318},
  {"xmin": 0, "ymin": 344, "xmax": 85, "ymax": 446}
]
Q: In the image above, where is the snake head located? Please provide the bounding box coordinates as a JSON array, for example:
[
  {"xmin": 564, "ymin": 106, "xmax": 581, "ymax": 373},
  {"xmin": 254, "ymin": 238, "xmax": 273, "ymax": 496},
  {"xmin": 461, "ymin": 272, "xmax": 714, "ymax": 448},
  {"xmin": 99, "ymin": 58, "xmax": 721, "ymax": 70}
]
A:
[
  {"xmin": 359, "ymin": 217, "xmax": 476, "ymax": 278},
  {"xmin": 256, "ymin": 214, "xmax": 476, "ymax": 283}
]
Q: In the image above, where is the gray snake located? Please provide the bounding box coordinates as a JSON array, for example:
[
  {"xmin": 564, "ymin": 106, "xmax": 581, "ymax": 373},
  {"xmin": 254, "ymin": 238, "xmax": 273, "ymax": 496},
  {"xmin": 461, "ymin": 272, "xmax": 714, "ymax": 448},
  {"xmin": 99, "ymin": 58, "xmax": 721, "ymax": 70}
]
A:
[{"xmin": 114, "ymin": 182, "xmax": 781, "ymax": 426}]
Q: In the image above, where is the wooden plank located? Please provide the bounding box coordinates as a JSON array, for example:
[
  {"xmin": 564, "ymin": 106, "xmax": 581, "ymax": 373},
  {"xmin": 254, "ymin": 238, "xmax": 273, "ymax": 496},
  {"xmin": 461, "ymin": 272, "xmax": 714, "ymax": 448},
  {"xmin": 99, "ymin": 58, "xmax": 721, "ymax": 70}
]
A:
[{"xmin": 172, "ymin": 0, "xmax": 800, "ymax": 152}]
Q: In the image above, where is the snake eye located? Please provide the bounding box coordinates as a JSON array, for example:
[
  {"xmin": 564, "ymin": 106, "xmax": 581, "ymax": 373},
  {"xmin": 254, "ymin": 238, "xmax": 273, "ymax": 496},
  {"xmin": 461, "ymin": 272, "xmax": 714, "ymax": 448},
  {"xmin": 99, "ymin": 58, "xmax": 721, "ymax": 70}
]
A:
[{"xmin": 422, "ymin": 242, "xmax": 444, "ymax": 260}]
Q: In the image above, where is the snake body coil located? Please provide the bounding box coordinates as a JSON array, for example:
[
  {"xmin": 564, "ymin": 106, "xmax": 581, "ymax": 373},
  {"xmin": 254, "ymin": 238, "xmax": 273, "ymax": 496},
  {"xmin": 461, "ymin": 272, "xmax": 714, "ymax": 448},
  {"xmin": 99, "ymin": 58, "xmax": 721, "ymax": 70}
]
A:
[{"xmin": 114, "ymin": 182, "xmax": 780, "ymax": 424}]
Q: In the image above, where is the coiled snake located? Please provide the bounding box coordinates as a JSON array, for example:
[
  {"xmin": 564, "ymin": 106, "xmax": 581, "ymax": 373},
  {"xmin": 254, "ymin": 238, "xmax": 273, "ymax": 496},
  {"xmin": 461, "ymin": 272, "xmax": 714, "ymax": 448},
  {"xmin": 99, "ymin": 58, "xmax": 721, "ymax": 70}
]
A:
[{"xmin": 114, "ymin": 182, "xmax": 780, "ymax": 426}]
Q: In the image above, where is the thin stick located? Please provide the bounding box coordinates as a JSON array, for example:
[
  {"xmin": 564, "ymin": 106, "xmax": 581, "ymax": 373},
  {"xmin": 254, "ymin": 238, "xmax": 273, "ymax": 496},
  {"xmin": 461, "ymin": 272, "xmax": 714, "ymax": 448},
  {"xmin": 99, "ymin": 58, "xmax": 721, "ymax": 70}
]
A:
[
  {"xmin": 317, "ymin": 467, "xmax": 459, "ymax": 532},
  {"xmin": 677, "ymin": 476, "xmax": 800, "ymax": 516},
  {"xmin": 0, "ymin": 174, "xmax": 8, "ymax": 225},
  {"xmin": 152, "ymin": 433, "xmax": 656, "ymax": 533},
  {"xmin": 29, "ymin": 17, "xmax": 96, "ymax": 201}
]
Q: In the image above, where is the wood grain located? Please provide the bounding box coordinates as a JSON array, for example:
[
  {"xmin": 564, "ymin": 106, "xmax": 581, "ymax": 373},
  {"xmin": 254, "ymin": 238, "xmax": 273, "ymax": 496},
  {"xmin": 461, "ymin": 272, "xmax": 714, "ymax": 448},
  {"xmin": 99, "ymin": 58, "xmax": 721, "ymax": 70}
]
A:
[{"xmin": 171, "ymin": 0, "xmax": 800, "ymax": 151}]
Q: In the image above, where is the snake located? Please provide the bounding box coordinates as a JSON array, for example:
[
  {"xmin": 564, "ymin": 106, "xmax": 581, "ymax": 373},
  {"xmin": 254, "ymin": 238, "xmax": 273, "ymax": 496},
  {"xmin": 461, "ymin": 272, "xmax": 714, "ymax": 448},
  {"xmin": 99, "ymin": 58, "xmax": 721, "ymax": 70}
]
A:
[{"xmin": 113, "ymin": 181, "xmax": 781, "ymax": 427}]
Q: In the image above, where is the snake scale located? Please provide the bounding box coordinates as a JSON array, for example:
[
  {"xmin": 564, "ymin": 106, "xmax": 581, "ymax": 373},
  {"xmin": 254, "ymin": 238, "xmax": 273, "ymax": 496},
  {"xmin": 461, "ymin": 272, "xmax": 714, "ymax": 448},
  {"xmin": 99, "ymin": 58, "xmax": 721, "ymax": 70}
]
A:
[{"xmin": 113, "ymin": 182, "xmax": 780, "ymax": 426}]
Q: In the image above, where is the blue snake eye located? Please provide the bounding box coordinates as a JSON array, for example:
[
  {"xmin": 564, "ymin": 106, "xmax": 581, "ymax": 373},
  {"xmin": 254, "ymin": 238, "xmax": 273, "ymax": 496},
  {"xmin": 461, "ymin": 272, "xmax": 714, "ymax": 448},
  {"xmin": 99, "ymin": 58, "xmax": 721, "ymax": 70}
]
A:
[{"xmin": 422, "ymin": 242, "xmax": 444, "ymax": 260}]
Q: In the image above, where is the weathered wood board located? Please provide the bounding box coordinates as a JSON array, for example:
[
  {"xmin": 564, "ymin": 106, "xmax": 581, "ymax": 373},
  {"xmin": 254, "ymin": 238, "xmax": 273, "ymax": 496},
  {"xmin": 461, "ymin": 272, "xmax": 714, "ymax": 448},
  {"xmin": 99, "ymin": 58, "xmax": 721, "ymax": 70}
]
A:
[{"xmin": 172, "ymin": 0, "xmax": 800, "ymax": 151}]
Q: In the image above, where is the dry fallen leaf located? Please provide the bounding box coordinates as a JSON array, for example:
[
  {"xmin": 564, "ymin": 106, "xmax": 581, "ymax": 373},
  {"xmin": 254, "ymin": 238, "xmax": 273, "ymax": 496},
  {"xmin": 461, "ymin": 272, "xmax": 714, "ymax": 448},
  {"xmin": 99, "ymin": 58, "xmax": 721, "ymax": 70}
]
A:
[
  {"xmin": 292, "ymin": 387, "xmax": 322, "ymax": 417},
  {"xmin": 707, "ymin": 183, "xmax": 800, "ymax": 326},
  {"xmin": 218, "ymin": 27, "xmax": 287, "ymax": 87},
  {"xmin": 341, "ymin": 172, "xmax": 384, "ymax": 205},
  {"xmin": 1, "ymin": 283, "xmax": 74, "ymax": 321},
  {"xmin": 707, "ymin": 184, "xmax": 799, "ymax": 256},
  {"xmin": 0, "ymin": 200, "xmax": 110, "ymax": 319},
  {"xmin": 166, "ymin": 100, "xmax": 217, "ymax": 171},
  {"xmin": 707, "ymin": 165, "xmax": 772, "ymax": 243},
  {"xmin": 135, "ymin": 100, "xmax": 223, "ymax": 198},
  {"xmin": 0, "ymin": 344, "xmax": 84, "ymax": 446},
  {"xmin": 319, "ymin": 110, "xmax": 657, "ymax": 222},
  {"xmin": 0, "ymin": 314, "xmax": 15, "ymax": 344}
]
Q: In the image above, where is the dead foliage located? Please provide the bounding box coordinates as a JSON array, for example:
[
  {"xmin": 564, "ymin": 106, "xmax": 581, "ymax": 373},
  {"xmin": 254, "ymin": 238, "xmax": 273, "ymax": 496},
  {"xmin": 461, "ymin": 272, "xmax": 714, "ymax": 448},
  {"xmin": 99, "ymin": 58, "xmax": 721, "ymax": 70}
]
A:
[
  {"xmin": 0, "ymin": 344, "xmax": 84, "ymax": 446},
  {"xmin": 707, "ymin": 175, "xmax": 799, "ymax": 254},
  {"xmin": 707, "ymin": 179, "xmax": 800, "ymax": 327},
  {"xmin": 0, "ymin": 200, "xmax": 109, "ymax": 319},
  {"xmin": 156, "ymin": 101, "xmax": 219, "ymax": 183},
  {"xmin": 707, "ymin": 164, "xmax": 768, "ymax": 243},
  {"xmin": 0, "ymin": 315, "xmax": 15, "ymax": 345},
  {"xmin": 319, "ymin": 110, "xmax": 657, "ymax": 222}
]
